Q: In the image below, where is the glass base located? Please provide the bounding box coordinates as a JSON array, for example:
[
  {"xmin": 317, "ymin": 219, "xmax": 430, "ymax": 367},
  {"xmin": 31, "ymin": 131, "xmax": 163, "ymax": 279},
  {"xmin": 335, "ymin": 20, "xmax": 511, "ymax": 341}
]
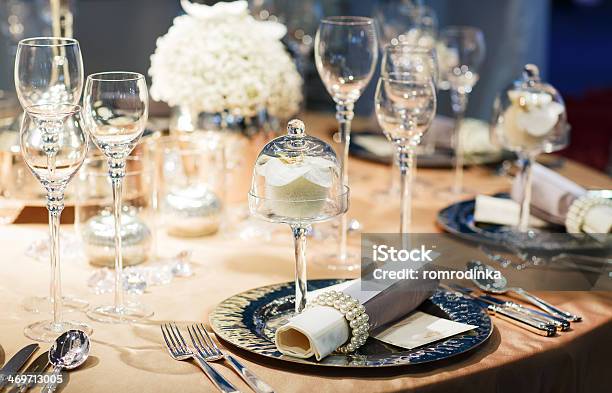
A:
[
  {"xmin": 24, "ymin": 319, "xmax": 93, "ymax": 343},
  {"xmin": 373, "ymin": 178, "xmax": 431, "ymax": 202},
  {"xmin": 436, "ymin": 184, "xmax": 477, "ymax": 201},
  {"xmin": 221, "ymin": 210, "xmax": 278, "ymax": 242},
  {"xmin": 23, "ymin": 295, "xmax": 89, "ymax": 314},
  {"xmin": 87, "ymin": 303, "xmax": 153, "ymax": 324},
  {"xmin": 312, "ymin": 250, "xmax": 361, "ymax": 271}
]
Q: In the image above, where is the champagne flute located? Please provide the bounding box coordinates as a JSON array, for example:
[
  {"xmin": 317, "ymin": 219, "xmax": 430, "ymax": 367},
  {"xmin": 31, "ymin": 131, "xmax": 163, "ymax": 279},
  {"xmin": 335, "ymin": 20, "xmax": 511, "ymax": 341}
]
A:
[
  {"xmin": 19, "ymin": 103, "xmax": 92, "ymax": 342},
  {"xmin": 439, "ymin": 26, "xmax": 485, "ymax": 197},
  {"xmin": 375, "ymin": 73, "xmax": 436, "ymax": 233},
  {"xmin": 314, "ymin": 16, "xmax": 377, "ymax": 269},
  {"xmin": 14, "ymin": 36, "xmax": 89, "ymax": 313},
  {"xmin": 83, "ymin": 72, "xmax": 151, "ymax": 323}
]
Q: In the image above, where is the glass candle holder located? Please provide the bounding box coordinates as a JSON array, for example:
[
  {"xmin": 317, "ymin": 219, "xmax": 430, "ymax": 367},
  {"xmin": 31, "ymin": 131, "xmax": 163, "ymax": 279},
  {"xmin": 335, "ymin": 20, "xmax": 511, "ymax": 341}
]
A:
[
  {"xmin": 75, "ymin": 155, "xmax": 154, "ymax": 268},
  {"xmin": 147, "ymin": 133, "xmax": 225, "ymax": 239}
]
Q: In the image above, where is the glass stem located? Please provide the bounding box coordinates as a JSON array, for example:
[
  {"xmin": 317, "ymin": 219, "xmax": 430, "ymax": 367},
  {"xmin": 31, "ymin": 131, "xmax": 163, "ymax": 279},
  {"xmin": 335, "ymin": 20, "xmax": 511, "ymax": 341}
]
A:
[
  {"xmin": 517, "ymin": 153, "xmax": 534, "ymax": 232},
  {"xmin": 450, "ymin": 89, "xmax": 468, "ymax": 195},
  {"xmin": 47, "ymin": 187, "xmax": 64, "ymax": 328},
  {"xmin": 291, "ymin": 224, "xmax": 309, "ymax": 314},
  {"xmin": 398, "ymin": 145, "xmax": 414, "ymax": 235},
  {"xmin": 336, "ymin": 103, "xmax": 354, "ymax": 261},
  {"xmin": 109, "ymin": 158, "xmax": 126, "ymax": 312},
  {"xmin": 389, "ymin": 154, "xmax": 401, "ymax": 195}
]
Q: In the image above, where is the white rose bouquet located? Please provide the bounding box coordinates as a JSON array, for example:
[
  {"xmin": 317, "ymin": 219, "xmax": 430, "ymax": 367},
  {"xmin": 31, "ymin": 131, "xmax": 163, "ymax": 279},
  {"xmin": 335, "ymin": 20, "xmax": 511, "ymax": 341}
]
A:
[{"xmin": 149, "ymin": 0, "xmax": 302, "ymax": 118}]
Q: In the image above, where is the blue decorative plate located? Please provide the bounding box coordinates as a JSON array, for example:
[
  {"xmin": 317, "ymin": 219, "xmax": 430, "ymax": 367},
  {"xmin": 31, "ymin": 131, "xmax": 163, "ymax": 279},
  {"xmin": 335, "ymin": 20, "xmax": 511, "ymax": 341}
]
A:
[
  {"xmin": 437, "ymin": 195, "xmax": 611, "ymax": 254},
  {"xmin": 209, "ymin": 279, "xmax": 492, "ymax": 368}
]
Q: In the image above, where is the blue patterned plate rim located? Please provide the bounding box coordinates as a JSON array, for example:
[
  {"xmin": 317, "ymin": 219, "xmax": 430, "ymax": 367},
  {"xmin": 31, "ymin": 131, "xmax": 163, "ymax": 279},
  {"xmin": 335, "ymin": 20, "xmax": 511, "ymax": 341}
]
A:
[
  {"xmin": 209, "ymin": 279, "xmax": 493, "ymax": 368},
  {"xmin": 436, "ymin": 195, "xmax": 611, "ymax": 253}
]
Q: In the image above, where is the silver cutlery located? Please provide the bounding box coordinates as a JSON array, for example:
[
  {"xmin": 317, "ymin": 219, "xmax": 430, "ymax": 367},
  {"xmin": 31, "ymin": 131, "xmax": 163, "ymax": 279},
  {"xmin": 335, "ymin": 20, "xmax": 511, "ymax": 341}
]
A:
[
  {"xmin": 161, "ymin": 323, "xmax": 240, "ymax": 393},
  {"xmin": 8, "ymin": 351, "xmax": 49, "ymax": 393},
  {"xmin": 41, "ymin": 329, "xmax": 90, "ymax": 393},
  {"xmin": 454, "ymin": 285, "xmax": 570, "ymax": 331},
  {"xmin": 443, "ymin": 284, "xmax": 557, "ymax": 337},
  {"xmin": 0, "ymin": 344, "xmax": 39, "ymax": 389},
  {"xmin": 468, "ymin": 260, "xmax": 582, "ymax": 322},
  {"xmin": 187, "ymin": 324, "xmax": 274, "ymax": 393}
]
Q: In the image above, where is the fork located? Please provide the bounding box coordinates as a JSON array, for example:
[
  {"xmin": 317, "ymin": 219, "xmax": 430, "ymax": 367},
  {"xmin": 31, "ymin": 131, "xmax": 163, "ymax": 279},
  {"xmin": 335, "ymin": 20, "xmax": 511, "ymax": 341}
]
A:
[
  {"xmin": 188, "ymin": 323, "xmax": 274, "ymax": 393},
  {"xmin": 161, "ymin": 323, "xmax": 240, "ymax": 393}
]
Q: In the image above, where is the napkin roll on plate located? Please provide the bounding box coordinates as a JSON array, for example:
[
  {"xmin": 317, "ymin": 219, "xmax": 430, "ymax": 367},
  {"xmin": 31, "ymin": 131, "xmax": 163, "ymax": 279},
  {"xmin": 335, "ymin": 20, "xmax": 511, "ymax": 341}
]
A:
[
  {"xmin": 475, "ymin": 162, "xmax": 612, "ymax": 233},
  {"xmin": 275, "ymin": 276, "xmax": 437, "ymax": 360}
]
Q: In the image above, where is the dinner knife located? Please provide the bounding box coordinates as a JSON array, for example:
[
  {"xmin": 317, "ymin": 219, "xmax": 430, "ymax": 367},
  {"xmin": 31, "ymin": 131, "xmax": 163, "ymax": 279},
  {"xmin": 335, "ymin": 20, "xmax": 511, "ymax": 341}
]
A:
[
  {"xmin": 443, "ymin": 285, "xmax": 557, "ymax": 337},
  {"xmin": 8, "ymin": 351, "xmax": 50, "ymax": 393},
  {"xmin": 453, "ymin": 285, "xmax": 571, "ymax": 332},
  {"xmin": 0, "ymin": 344, "xmax": 39, "ymax": 389}
]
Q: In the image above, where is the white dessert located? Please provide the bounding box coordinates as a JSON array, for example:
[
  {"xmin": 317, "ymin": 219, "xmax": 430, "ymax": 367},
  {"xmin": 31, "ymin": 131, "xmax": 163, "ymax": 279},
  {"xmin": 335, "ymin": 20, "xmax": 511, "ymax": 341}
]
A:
[
  {"xmin": 256, "ymin": 155, "xmax": 336, "ymax": 220},
  {"xmin": 497, "ymin": 90, "xmax": 564, "ymax": 151}
]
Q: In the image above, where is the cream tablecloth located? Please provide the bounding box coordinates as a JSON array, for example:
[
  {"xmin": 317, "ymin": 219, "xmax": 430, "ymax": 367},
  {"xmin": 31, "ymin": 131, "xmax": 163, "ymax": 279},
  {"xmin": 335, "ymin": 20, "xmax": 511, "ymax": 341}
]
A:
[{"xmin": 1, "ymin": 113, "xmax": 611, "ymax": 393}]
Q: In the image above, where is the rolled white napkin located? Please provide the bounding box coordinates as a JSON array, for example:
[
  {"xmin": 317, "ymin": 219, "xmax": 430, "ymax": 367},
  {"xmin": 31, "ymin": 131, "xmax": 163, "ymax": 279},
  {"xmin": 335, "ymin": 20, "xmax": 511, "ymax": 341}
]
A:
[
  {"xmin": 510, "ymin": 163, "xmax": 612, "ymax": 233},
  {"xmin": 474, "ymin": 195, "xmax": 547, "ymax": 228},
  {"xmin": 275, "ymin": 277, "xmax": 437, "ymax": 360},
  {"xmin": 511, "ymin": 163, "xmax": 586, "ymax": 225}
]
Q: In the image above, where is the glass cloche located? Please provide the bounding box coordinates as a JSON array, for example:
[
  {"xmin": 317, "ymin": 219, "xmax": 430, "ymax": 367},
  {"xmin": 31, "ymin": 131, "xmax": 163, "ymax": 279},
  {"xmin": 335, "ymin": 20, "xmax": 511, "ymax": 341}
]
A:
[
  {"xmin": 249, "ymin": 119, "xmax": 347, "ymax": 225},
  {"xmin": 249, "ymin": 119, "xmax": 349, "ymax": 313},
  {"xmin": 492, "ymin": 64, "xmax": 569, "ymax": 155},
  {"xmin": 491, "ymin": 64, "xmax": 571, "ymax": 232}
]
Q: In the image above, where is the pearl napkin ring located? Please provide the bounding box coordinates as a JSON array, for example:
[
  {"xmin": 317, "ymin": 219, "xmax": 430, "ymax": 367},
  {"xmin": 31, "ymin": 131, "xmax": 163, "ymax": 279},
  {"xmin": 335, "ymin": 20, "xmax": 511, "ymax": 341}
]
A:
[
  {"xmin": 307, "ymin": 290, "xmax": 370, "ymax": 353},
  {"xmin": 565, "ymin": 195, "xmax": 612, "ymax": 234}
]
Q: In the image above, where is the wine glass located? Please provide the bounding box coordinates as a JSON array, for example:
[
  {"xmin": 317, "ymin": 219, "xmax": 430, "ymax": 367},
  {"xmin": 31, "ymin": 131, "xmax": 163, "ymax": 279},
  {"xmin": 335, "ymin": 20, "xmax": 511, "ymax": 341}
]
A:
[
  {"xmin": 379, "ymin": 43, "xmax": 439, "ymax": 199},
  {"xmin": 15, "ymin": 37, "xmax": 83, "ymax": 108},
  {"xmin": 375, "ymin": 72, "xmax": 436, "ymax": 233},
  {"xmin": 249, "ymin": 119, "xmax": 348, "ymax": 313},
  {"xmin": 314, "ymin": 16, "xmax": 377, "ymax": 269},
  {"xmin": 14, "ymin": 36, "xmax": 89, "ymax": 314},
  {"xmin": 491, "ymin": 64, "xmax": 569, "ymax": 232},
  {"xmin": 19, "ymin": 103, "xmax": 92, "ymax": 342},
  {"xmin": 439, "ymin": 26, "xmax": 485, "ymax": 197},
  {"xmin": 249, "ymin": 0, "xmax": 323, "ymax": 76},
  {"xmin": 82, "ymin": 71, "xmax": 152, "ymax": 323},
  {"xmin": 374, "ymin": 1, "xmax": 438, "ymax": 50}
]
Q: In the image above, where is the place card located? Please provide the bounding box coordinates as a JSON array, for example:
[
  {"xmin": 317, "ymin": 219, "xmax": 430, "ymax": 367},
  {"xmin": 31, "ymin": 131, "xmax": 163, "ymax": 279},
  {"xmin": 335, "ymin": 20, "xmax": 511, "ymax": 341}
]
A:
[{"xmin": 373, "ymin": 311, "xmax": 477, "ymax": 350}]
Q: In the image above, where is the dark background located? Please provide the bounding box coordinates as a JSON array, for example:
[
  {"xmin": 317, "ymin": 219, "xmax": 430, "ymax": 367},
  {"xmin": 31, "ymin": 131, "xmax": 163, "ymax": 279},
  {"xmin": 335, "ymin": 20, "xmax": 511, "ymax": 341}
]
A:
[{"xmin": 1, "ymin": 0, "xmax": 611, "ymax": 172}]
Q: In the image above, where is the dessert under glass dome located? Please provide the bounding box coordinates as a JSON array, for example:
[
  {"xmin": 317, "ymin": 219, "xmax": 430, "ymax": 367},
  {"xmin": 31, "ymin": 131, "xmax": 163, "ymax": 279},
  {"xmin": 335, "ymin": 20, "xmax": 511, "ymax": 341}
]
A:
[{"xmin": 249, "ymin": 119, "xmax": 349, "ymax": 312}]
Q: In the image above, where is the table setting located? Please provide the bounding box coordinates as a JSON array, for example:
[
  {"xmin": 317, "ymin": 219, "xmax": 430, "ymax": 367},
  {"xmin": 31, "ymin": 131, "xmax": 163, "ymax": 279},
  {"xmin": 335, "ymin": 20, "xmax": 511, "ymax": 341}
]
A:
[{"xmin": 0, "ymin": 0, "xmax": 611, "ymax": 392}]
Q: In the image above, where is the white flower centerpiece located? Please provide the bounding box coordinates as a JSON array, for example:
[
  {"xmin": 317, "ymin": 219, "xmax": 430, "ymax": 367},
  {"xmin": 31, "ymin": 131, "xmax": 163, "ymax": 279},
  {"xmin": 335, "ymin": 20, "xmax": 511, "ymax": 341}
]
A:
[{"xmin": 149, "ymin": 0, "xmax": 303, "ymax": 132}]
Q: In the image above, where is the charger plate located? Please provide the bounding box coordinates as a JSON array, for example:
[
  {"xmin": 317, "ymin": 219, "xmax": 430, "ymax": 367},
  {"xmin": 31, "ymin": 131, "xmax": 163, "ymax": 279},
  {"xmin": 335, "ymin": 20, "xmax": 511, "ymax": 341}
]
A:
[
  {"xmin": 437, "ymin": 195, "xmax": 612, "ymax": 254},
  {"xmin": 209, "ymin": 279, "xmax": 492, "ymax": 368}
]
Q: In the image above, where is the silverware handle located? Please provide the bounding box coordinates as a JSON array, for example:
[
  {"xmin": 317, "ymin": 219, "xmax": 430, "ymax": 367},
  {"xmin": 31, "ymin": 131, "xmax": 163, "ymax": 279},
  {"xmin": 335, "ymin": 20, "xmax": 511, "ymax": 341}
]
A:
[
  {"xmin": 513, "ymin": 288, "xmax": 582, "ymax": 322},
  {"xmin": 225, "ymin": 354, "xmax": 274, "ymax": 393},
  {"xmin": 505, "ymin": 302, "xmax": 571, "ymax": 331},
  {"xmin": 489, "ymin": 305, "xmax": 557, "ymax": 337},
  {"xmin": 194, "ymin": 355, "xmax": 240, "ymax": 393},
  {"xmin": 40, "ymin": 366, "xmax": 62, "ymax": 393}
]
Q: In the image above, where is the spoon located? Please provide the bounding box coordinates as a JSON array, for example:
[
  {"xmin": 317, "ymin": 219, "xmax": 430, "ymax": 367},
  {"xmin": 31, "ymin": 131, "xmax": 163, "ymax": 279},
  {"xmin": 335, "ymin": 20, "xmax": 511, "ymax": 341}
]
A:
[
  {"xmin": 41, "ymin": 330, "xmax": 91, "ymax": 393},
  {"xmin": 467, "ymin": 260, "xmax": 582, "ymax": 322}
]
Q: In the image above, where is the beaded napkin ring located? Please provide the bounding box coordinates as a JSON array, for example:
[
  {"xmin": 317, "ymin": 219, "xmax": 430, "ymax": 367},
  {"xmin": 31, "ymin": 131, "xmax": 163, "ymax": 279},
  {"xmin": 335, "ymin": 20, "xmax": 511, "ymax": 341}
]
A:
[
  {"xmin": 565, "ymin": 195, "xmax": 612, "ymax": 233},
  {"xmin": 307, "ymin": 290, "xmax": 370, "ymax": 353}
]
